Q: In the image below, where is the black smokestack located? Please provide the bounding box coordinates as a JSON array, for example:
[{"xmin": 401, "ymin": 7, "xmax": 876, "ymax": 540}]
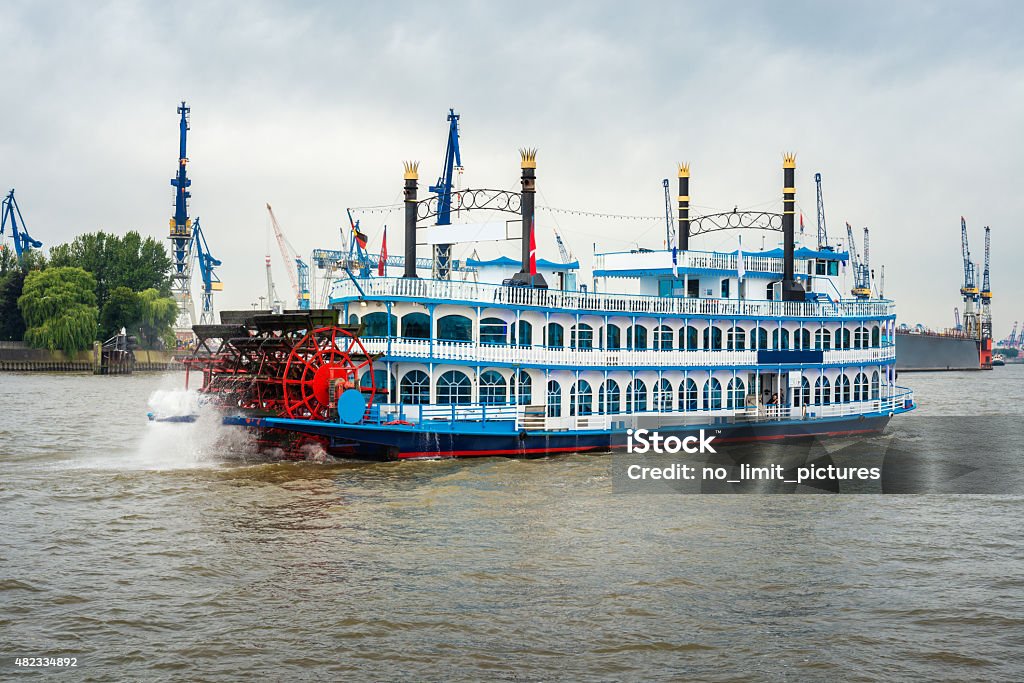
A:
[
  {"xmin": 512, "ymin": 148, "xmax": 546, "ymax": 287},
  {"xmin": 677, "ymin": 163, "xmax": 690, "ymax": 251},
  {"xmin": 403, "ymin": 161, "xmax": 418, "ymax": 278},
  {"xmin": 781, "ymin": 153, "xmax": 804, "ymax": 301}
]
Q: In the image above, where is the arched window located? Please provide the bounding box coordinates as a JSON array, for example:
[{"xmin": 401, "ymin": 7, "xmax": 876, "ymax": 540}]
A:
[
  {"xmin": 515, "ymin": 371, "xmax": 532, "ymax": 405},
  {"xmin": 871, "ymin": 370, "xmax": 880, "ymax": 400},
  {"xmin": 703, "ymin": 326, "xmax": 723, "ymax": 350},
  {"xmin": 836, "ymin": 374, "xmax": 851, "ymax": 403},
  {"xmin": 627, "ymin": 325, "xmax": 648, "ymax": 350},
  {"xmin": 361, "ymin": 311, "xmax": 396, "ymax": 338},
  {"xmin": 599, "ymin": 380, "xmax": 621, "ymax": 414},
  {"xmin": 626, "ymin": 379, "xmax": 647, "ymax": 413},
  {"xmin": 401, "ymin": 312, "xmax": 430, "ymax": 339},
  {"xmin": 546, "ymin": 322, "xmax": 564, "ymax": 348},
  {"xmin": 479, "ymin": 370, "xmax": 507, "ymax": 404},
  {"xmin": 839, "ymin": 328, "xmax": 851, "ymax": 350},
  {"xmin": 794, "ymin": 376, "xmax": 811, "ymax": 407},
  {"xmin": 750, "ymin": 327, "xmax": 768, "ymax": 351},
  {"xmin": 360, "ymin": 370, "xmax": 395, "ymax": 401},
  {"xmin": 726, "ymin": 326, "xmax": 745, "ymax": 351},
  {"xmin": 853, "ymin": 373, "xmax": 869, "ymax": 401},
  {"xmin": 814, "ymin": 328, "xmax": 831, "ymax": 350},
  {"xmin": 437, "ymin": 314, "xmax": 472, "ymax": 342},
  {"xmin": 547, "ymin": 380, "xmax": 562, "ymax": 417},
  {"xmin": 437, "ymin": 370, "xmax": 471, "ymax": 404},
  {"xmin": 348, "ymin": 314, "xmax": 359, "ymax": 325},
  {"xmin": 703, "ymin": 378, "xmax": 722, "ymax": 410},
  {"xmin": 654, "ymin": 325, "xmax": 673, "ymax": 351},
  {"xmin": 653, "ymin": 378, "xmax": 673, "ymax": 412},
  {"xmin": 679, "ymin": 378, "xmax": 698, "ymax": 410},
  {"xmin": 400, "ymin": 370, "xmax": 430, "ymax": 405},
  {"xmin": 796, "ymin": 328, "xmax": 811, "ymax": 350},
  {"xmin": 871, "ymin": 325, "xmax": 881, "ymax": 347},
  {"xmin": 517, "ymin": 320, "xmax": 533, "ymax": 347},
  {"xmin": 480, "ymin": 317, "xmax": 508, "ymax": 345},
  {"xmin": 570, "ymin": 379, "xmax": 593, "ymax": 416},
  {"xmin": 726, "ymin": 377, "xmax": 746, "ymax": 409},
  {"xmin": 606, "ymin": 324, "xmax": 621, "ymax": 350},
  {"xmin": 814, "ymin": 376, "xmax": 831, "ymax": 405},
  {"xmin": 682, "ymin": 325, "xmax": 699, "ymax": 350},
  {"xmin": 773, "ymin": 327, "xmax": 790, "ymax": 350},
  {"xmin": 853, "ymin": 327, "xmax": 869, "ymax": 349},
  {"xmin": 571, "ymin": 323, "xmax": 594, "ymax": 349}
]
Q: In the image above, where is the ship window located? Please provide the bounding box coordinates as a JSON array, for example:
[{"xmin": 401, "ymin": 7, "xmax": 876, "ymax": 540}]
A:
[
  {"xmin": 871, "ymin": 371, "xmax": 880, "ymax": 399},
  {"xmin": 773, "ymin": 327, "xmax": 790, "ymax": 350},
  {"xmin": 750, "ymin": 328, "xmax": 768, "ymax": 351},
  {"xmin": 794, "ymin": 376, "xmax": 811, "ymax": 407},
  {"xmin": 348, "ymin": 314, "xmax": 359, "ymax": 325},
  {"xmin": 814, "ymin": 328, "xmax": 831, "ymax": 350},
  {"xmin": 839, "ymin": 328, "xmax": 851, "ymax": 350},
  {"xmin": 726, "ymin": 326, "xmax": 745, "ymax": 351},
  {"xmin": 766, "ymin": 283, "xmax": 775, "ymax": 300},
  {"xmin": 479, "ymin": 370, "xmax": 507, "ymax": 404},
  {"xmin": 814, "ymin": 376, "xmax": 831, "ymax": 405},
  {"xmin": 654, "ymin": 325, "xmax": 673, "ymax": 351},
  {"xmin": 683, "ymin": 325, "xmax": 698, "ymax": 351},
  {"xmin": 626, "ymin": 379, "xmax": 648, "ymax": 413},
  {"xmin": 606, "ymin": 324, "xmax": 621, "ymax": 350},
  {"xmin": 360, "ymin": 370, "xmax": 395, "ymax": 401},
  {"xmin": 726, "ymin": 377, "xmax": 746, "ymax": 410},
  {"xmin": 437, "ymin": 370, "xmax": 472, "ymax": 404},
  {"xmin": 687, "ymin": 279, "xmax": 700, "ymax": 298},
  {"xmin": 815, "ymin": 260, "xmax": 827, "ymax": 276},
  {"xmin": 703, "ymin": 326, "xmax": 723, "ymax": 351},
  {"xmin": 836, "ymin": 374, "xmax": 851, "ymax": 403},
  {"xmin": 853, "ymin": 373, "xmax": 868, "ymax": 401},
  {"xmin": 853, "ymin": 326, "xmax": 868, "ymax": 349},
  {"xmin": 546, "ymin": 322, "xmax": 564, "ymax": 348},
  {"xmin": 515, "ymin": 371, "xmax": 532, "ymax": 405},
  {"xmin": 517, "ymin": 320, "xmax": 533, "ymax": 347},
  {"xmin": 599, "ymin": 380, "xmax": 620, "ymax": 414},
  {"xmin": 829, "ymin": 261, "xmax": 840, "ymax": 276},
  {"xmin": 721, "ymin": 279, "xmax": 730, "ymax": 298},
  {"xmin": 401, "ymin": 312, "xmax": 430, "ymax": 339},
  {"xmin": 547, "ymin": 380, "xmax": 562, "ymax": 417},
  {"xmin": 871, "ymin": 326, "xmax": 880, "ymax": 347},
  {"xmin": 570, "ymin": 379, "xmax": 593, "ymax": 416},
  {"xmin": 480, "ymin": 317, "xmax": 508, "ymax": 345},
  {"xmin": 361, "ymin": 312, "xmax": 396, "ymax": 338},
  {"xmin": 653, "ymin": 378, "xmax": 673, "ymax": 412},
  {"xmin": 796, "ymin": 328, "xmax": 811, "ymax": 350},
  {"xmin": 703, "ymin": 378, "xmax": 722, "ymax": 410},
  {"xmin": 400, "ymin": 370, "xmax": 430, "ymax": 405},
  {"xmin": 627, "ymin": 325, "xmax": 648, "ymax": 350},
  {"xmin": 437, "ymin": 314, "xmax": 472, "ymax": 342},
  {"xmin": 680, "ymin": 378, "xmax": 698, "ymax": 411},
  {"xmin": 571, "ymin": 323, "xmax": 594, "ymax": 349}
]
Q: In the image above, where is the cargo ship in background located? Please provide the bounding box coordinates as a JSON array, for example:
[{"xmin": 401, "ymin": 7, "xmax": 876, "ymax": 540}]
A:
[{"xmin": 895, "ymin": 218, "xmax": 993, "ymax": 372}]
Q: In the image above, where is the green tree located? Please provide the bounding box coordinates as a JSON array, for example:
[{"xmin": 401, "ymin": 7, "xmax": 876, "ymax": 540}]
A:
[
  {"xmin": 0, "ymin": 245, "xmax": 46, "ymax": 341},
  {"xmin": 18, "ymin": 267, "xmax": 99, "ymax": 353},
  {"xmin": 48, "ymin": 231, "xmax": 172, "ymax": 311},
  {"xmin": 100, "ymin": 286, "xmax": 142, "ymax": 340},
  {"xmin": 136, "ymin": 288, "xmax": 178, "ymax": 349}
]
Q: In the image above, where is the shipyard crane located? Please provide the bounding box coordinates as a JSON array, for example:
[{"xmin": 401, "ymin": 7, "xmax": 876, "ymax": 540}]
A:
[
  {"xmin": 954, "ymin": 307, "xmax": 962, "ymax": 331},
  {"xmin": 846, "ymin": 222, "xmax": 871, "ymax": 299},
  {"xmin": 662, "ymin": 178, "xmax": 674, "ymax": 248},
  {"xmin": 960, "ymin": 217, "xmax": 980, "ymax": 337},
  {"xmin": 1004, "ymin": 321, "xmax": 1018, "ymax": 347},
  {"xmin": 0, "ymin": 189, "xmax": 43, "ymax": 262},
  {"xmin": 814, "ymin": 173, "xmax": 830, "ymax": 250},
  {"xmin": 265, "ymin": 203, "xmax": 311, "ymax": 310},
  {"xmin": 168, "ymin": 102, "xmax": 197, "ymax": 333},
  {"xmin": 980, "ymin": 226, "xmax": 992, "ymax": 340},
  {"xmin": 879, "ymin": 265, "xmax": 885, "ymax": 299},
  {"xmin": 190, "ymin": 218, "xmax": 222, "ymax": 324},
  {"xmin": 428, "ymin": 108, "xmax": 463, "ymax": 280}
]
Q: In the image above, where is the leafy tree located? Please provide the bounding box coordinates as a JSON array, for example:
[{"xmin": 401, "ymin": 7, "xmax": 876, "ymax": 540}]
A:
[
  {"xmin": 18, "ymin": 267, "xmax": 99, "ymax": 353},
  {"xmin": 100, "ymin": 286, "xmax": 142, "ymax": 340},
  {"xmin": 0, "ymin": 245, "xmax": 46, "ymax": 341},
  {"xmin": 136, "ymin": 288, "xmax": 178, "ymax": 349},
  {"xmin": 48, "ymin": 231, "xmax": 172, "ymax": 311}
]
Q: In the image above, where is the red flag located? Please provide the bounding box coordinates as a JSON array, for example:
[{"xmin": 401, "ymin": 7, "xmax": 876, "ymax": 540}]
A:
[
  {"xmin": 529, "ymin": 217, "xmax": 537, "ymax": 276},
  {"xmin": 378, "ymin": 226, "xmax": 387, "ymax": 276}
]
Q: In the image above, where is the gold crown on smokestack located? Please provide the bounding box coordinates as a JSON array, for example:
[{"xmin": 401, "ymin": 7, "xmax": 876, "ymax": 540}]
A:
[
  {"xmin": 403, "ymin": 161, "xmax": 419, "ymax": 180},
  {"xmin": 783, "ymin": 152, "xmax": 796, "ymax": 168},
  {"xmin": 677, "ymin": 162, "xmax": 690, "ymax": 178},
  {"xmin": 519, "ymin": 148, "xmax": 537, "ymax": 169}
]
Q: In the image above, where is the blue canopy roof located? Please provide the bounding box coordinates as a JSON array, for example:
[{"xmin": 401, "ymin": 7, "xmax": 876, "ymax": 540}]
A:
[
  {"xmin": 466, "ymin": 255, "xmax": 580, "ymax": 270},
  {"xmin": 729, "ymin": 247, "xmax": 848, "ymax": 261}
]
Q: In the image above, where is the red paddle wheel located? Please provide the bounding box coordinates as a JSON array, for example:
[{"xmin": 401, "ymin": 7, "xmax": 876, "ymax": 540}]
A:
[{"xmin": 281, "ymin": 326, "xmax": 377, "ymax": 420}]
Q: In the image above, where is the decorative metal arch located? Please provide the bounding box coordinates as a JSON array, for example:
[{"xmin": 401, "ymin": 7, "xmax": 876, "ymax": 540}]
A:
[
  {"xmin": 688, "ymin": 211, "xmax": 784, "ymax": 237},
  {"xmin": 416, "ymin": 188, "xmax": 521, "ymax": 223}
]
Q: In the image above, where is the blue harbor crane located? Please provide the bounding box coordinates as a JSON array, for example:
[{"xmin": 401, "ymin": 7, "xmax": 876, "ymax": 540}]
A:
[
  {"xmin": 0, "ymin": 189, "xmax": 43, "ymax": 261},
  {"xmin": 428, "ymin": 109, "xmax": 462, "ymax": 280},
  {"xmin": 981, "ymin": 226, "xmax": 992, "ymax": 340},
  {"xmin": 960, "ymin": 217, "xmax": 980, "ymax": 337},
  {"xmin": 846, "ymin": 222, "xmax": 870, "ymax": 298},
  {"xmin": 266, "ymin": 203, "xmax": 311, "ymax": 309},
  {"xmin": 954, "ymin": 307, "xmax": 962, "ymax": 331},
  {"xmin": 814, "ymin": 173, "xmax": 831, "ymax": 250},
  {"xmin": 168, "ymin": 101, "xmax": 197, "ymax": 331},
  {"xmin": 190, "ymin": 218, "xmax": 222, "ymax": 324}
]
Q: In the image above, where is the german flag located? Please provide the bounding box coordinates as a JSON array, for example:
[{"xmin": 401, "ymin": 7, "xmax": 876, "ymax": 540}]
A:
[{"xmin": 353, "ymin": 222, "xmax": 368, "ymax": 250}]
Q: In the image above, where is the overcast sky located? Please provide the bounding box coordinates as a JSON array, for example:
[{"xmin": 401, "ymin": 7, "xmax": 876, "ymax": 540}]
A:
[{"xmin": 2, "ymin": 1, "xmax": 1022, "ymax": 332}]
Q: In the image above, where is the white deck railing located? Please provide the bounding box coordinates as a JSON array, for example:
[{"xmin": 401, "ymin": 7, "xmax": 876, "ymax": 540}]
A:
[{"xmin": 330, "ymin": 277, "xmax": 894, "ymax": 319}]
